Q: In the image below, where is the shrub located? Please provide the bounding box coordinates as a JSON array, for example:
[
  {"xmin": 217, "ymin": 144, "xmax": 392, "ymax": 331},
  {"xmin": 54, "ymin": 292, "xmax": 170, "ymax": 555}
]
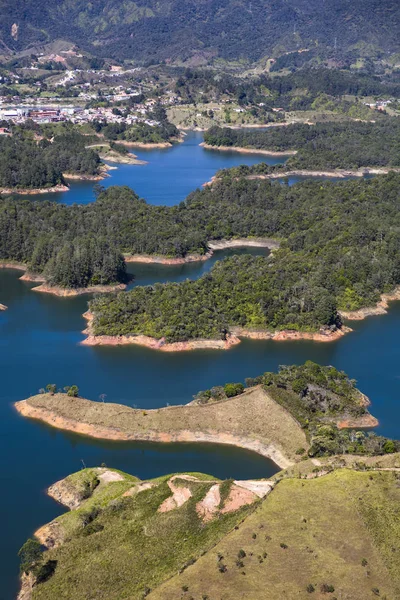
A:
[
  {"xmin": 320, "ymin": 583, "xmax": 335, "ymax": 593},
  {"xmin": 18, "ymin": 539, "xmax": 42, "ymax": 573},
  {"xmin": 34, "ymin": 560, "xmax": 57, "ymax": 584},
  {"xmin": 306, "ymin": 584, "xmax": 315, "ymax": 593},
  {"xmin": 224, "ymin": 382, "xmax": 244, "ymax": 398}
]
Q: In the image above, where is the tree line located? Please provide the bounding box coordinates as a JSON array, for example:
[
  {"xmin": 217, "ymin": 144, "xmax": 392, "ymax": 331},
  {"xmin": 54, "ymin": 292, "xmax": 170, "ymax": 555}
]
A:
[
  {"xmin": 0, "ymin": 130, "xmax": 101, "ymax": 189},
  {"xmin": 2, "ymin": 172, "xmax": 400, "ymax": 312}
]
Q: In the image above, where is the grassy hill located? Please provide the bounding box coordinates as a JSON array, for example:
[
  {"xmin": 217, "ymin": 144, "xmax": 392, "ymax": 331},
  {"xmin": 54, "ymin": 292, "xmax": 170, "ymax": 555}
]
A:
[
  {"xmin": 20, "ymin": 461, "xmax": 400, "ymax": 599},
  {"xmin": 152, "ymin": 468, "xmax": 400, "ymax": 600},
  {"xmin": 1, "ymin": 0, "xmax": 400, "ymax": 64}
]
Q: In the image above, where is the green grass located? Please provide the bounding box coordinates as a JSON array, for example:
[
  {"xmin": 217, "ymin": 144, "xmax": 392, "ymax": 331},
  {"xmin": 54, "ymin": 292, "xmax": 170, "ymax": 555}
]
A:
[
  {"xmin": 152, "ymin": 470, "xmax": 400, "ymax": 600},
  {"xmin": 32, "ymin": 473, "xmax": 257, "ymax": 599}
]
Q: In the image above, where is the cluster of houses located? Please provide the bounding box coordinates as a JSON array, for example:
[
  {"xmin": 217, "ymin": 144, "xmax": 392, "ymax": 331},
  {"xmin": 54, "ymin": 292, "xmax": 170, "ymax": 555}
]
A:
[{"xmin": 0, "ymin": 103, "xmax": 162, "ymax": 127}]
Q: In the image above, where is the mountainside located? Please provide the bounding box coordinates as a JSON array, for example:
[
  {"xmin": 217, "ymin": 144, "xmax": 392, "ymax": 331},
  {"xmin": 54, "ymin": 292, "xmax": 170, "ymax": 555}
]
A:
[{"xmin": 1, "ymin": 0, "xmax": 399, "ymax": 64}]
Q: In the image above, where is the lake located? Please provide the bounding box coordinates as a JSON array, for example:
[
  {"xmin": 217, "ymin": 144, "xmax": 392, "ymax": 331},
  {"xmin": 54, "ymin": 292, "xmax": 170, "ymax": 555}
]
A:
[
  {"xmin": 16, "ymin": 131, "xmax": 350, "ymax": 206},
  {"xmin": 0, "ymin": 132, "xmax": 397, "ymax": 598}
]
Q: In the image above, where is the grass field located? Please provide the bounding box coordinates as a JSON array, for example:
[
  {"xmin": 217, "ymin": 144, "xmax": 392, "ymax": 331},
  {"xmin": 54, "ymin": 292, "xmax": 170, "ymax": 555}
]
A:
[{"xmin": 151, "ymin": 469, "xmax": 400, "ymax": 600}]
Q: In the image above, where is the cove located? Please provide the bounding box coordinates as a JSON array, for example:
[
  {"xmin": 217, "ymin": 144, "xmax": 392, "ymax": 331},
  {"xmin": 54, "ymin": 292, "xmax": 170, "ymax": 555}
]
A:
[
  {"xmin": 16, "ymin": 131, "xmax": 287, "ymax": 206},
  {"xmin": 14, "ymin": 131, "xmax": 355, "ymax": 207}
]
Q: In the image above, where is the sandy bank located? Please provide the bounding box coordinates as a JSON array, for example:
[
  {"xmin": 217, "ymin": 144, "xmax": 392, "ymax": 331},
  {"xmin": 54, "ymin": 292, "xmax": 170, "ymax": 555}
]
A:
[
  {"xmin": 247, "ymin": 167, "xmax": 400, "ymax": 180},
  {"xmin": 124, "ymin": 237, "xmax": 278, "ymax": 265},
  {"xmin": 207, "ymin": 238, "xmax": 280, "ymax": 251},
  {"xmin": 100, "ymin": 153, "xmax": 147, "ymax": 165},
  {"xmin": 200, "ymin": 142, "xmax": 297, "ymax": 156},
  {"xmin": 340, "ymin": 287, "xmax": 400, "ymax": 320},
  {"xmin": 0, "ymin": 184, "xmax": 69, "ymax": 195},
  {"xmin": 62, "ymin": 172, "xmax": 106, "ymax": 181},
  {"xmin": 0, "ymin": 261, "xmax": 27, "ymax": 271},
  {"xmin": 31, "ymin": 283, "xmax": 127, "ymax": 297},
  {"xmin": 205, "ymin": 167, "xmax": 400, "ymax": 188},
  {"xmin": 15, "ymin": 386, "xmax": 308, "ymax": 467},
  {"xmin": 116, "ymin": 140, "xmax": 173, "ymax": 149},
  {"xmin": 124, "ymin": 251, "xmax": 213, "ymax": 265}
]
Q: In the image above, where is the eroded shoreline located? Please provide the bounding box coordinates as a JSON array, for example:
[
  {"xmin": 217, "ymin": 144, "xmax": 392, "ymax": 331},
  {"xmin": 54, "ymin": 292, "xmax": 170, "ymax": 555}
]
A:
[
  {"xmin": 14, "ymin": 386, "xmax": 309, "ymax": 468},
  {"xmin": 124, "ymin": 237, "xmax": 278, "ymax": 265},
  {"xmin": 204, "ymin": 167, "xmax": 400, "ymax": 187},
  {"xmin": 82, "ymin": 310, "xmax": 351, "ymax": 351},
  {"xmin": 200, "ymin": 142, "xmax": 297, "ymax": 156}
]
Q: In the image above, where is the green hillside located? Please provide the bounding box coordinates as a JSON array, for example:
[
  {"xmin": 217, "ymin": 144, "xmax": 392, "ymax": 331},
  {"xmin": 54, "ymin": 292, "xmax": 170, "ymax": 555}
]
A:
[
  {"xmin": 1, "ymin": 0, "xmax": 399, "ymax": 63},
  {"xmin": 20, "ymin": 463, "xmax": 400, "ymax": 599}
]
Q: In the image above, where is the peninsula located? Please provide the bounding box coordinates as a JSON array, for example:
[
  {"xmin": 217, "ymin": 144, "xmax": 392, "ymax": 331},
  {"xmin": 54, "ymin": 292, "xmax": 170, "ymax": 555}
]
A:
[
  {"xmin": 15, "ymin": 363, "xmax": 385, "ymax": 468},
  {"xmin": 203, "ymin": 119, "xmax": 400, "ymax": 171}
]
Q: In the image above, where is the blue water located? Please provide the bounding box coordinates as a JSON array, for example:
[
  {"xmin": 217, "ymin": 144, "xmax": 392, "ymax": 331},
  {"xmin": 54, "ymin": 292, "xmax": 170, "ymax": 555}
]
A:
[
  {"xmin": 0, "ymin": 132, "xmax": 397, "ymax": 598},
  {"xmin": 22, "ymin": 131, "xmax": 287, "ymax": 206}
]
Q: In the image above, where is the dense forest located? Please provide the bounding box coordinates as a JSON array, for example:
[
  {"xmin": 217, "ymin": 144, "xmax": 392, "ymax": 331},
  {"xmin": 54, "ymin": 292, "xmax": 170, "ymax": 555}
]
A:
[
  {"xmin": 204, "ymin": 119, "xmax": 400, "ymax": 170},
  {"xmin": 0, "ymin": 131, "xmax": 101, "ymax": 189},
  {"xmin": 1, "ymin": 0, "xmax": 399, "ymax": 63},
  {"xmin": 196, "ymin": 361, "xmax": 400, "ymax": 457},
  {"xmin": 2, "ymin": 172, "xmax": 400, "ymax": 310}
]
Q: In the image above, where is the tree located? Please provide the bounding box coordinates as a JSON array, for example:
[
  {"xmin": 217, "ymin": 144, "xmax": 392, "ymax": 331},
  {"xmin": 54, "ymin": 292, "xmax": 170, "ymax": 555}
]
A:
[
  {"xmin": 18, "ymin": 539, "xmax": 42, "ymax": 573},
  {"xmin": 46, "ymin": 384, "xmax": 57, "ymax": 395},
  {"xmin": 67, "ymin": 385, "xmax": 79, "ymax": 398}
]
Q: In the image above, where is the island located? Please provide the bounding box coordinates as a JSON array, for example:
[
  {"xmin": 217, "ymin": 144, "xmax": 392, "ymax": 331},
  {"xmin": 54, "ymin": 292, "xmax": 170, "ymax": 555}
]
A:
[{"xmin": 0, "ymin": 130, "xmax": 107, "ymax": 194}]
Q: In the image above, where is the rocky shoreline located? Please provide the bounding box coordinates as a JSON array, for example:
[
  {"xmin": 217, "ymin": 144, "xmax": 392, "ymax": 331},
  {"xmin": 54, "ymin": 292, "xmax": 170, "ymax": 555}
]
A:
[
  {"xmin": 81, "ymin": 312, "xmax": 239, "ymax": 350},
  {"xmin": 340, "ymin": 287, "xmax": 400, "ymax": 320},
  {"xmin": 14, "ymin": 387, "xmax": 305, "ymax": 468},
  {"xmin": 82, "ymin": 311, "xmax": 351, "ymax": 351},
  {"xmin": 0, "ymin": 184, "xmax": 69, "ymax": 195}
]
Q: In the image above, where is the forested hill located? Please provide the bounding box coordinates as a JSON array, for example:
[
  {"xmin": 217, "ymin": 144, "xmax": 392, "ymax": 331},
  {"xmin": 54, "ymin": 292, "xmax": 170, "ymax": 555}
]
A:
[
  {"xmin": 1, "ymin": 0, "xmax": 399, "ymax": 63},
  {"xmin": 204, "ymin": 120, "xmax": 400, "ymax": 170},
  {"xmin": 3, "ymin": 171, "xmax": 400, "ymax": 330}
]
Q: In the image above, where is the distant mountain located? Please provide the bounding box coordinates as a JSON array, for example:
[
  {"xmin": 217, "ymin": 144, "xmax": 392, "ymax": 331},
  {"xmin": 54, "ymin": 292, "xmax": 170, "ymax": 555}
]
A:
[{"xmin": 1, "ymin": 0, "xmax": 399, "ymax": 64}]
